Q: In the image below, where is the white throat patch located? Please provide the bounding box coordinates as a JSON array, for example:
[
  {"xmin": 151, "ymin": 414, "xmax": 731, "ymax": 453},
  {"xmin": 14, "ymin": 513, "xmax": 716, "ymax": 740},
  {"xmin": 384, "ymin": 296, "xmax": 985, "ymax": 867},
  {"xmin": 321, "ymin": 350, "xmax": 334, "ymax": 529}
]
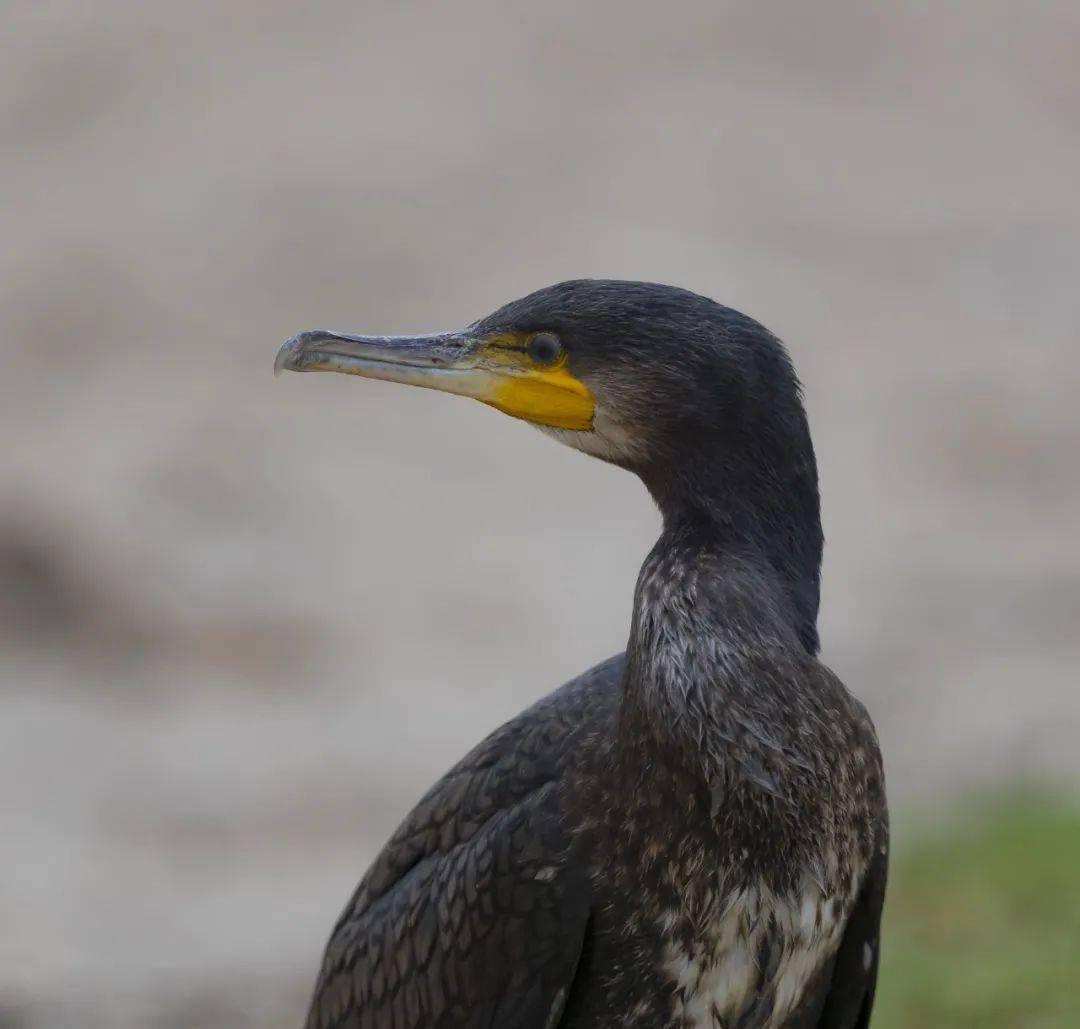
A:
[{"xmin": 537, "ymin": 405, "xmax": 646, "ymax": 464}]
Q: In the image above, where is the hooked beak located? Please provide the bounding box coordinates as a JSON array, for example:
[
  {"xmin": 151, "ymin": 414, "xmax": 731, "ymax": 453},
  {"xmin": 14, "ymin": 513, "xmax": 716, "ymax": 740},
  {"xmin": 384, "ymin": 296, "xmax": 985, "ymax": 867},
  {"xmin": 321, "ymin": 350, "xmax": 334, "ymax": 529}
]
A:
[{"xmin": 274, "ymin": 328, "xmax": 594, "ymax": 431}]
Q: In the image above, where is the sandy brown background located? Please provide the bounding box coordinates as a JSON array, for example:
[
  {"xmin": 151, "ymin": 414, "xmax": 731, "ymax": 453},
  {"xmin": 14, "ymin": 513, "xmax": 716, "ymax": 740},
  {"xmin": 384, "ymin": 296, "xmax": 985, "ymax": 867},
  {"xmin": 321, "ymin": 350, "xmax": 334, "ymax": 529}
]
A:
[{"xmin": 2, "ymin": 2, "xmax": 1078, "ymax": 1025}]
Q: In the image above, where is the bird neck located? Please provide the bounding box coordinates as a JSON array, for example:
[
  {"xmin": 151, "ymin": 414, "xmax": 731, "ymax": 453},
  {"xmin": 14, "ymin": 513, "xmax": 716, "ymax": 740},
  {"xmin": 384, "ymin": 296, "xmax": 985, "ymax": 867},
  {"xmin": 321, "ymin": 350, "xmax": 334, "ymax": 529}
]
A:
[
  {"xmin": 617, "ymin": 443, "xmax": 823, "ymax": 770},
  {"xmin": 638, "ymin": 435, "xmax": 823, "ymax": 656},
  {"xmin": 618, "ymin": 523, "xmax": 807, "ymax": 776}
]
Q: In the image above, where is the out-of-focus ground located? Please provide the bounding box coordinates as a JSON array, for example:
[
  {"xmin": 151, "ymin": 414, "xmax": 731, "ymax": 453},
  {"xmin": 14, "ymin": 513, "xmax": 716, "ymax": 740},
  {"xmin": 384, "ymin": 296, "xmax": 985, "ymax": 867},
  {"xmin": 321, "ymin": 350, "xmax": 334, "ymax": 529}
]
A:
[
  {"xmin": 1, "ymin": 2, "xmax": 1078, "ymax": 1025},
  {"xmin": 876, "ymin": 792, "xmax": 1080, "ymax": 1028}
]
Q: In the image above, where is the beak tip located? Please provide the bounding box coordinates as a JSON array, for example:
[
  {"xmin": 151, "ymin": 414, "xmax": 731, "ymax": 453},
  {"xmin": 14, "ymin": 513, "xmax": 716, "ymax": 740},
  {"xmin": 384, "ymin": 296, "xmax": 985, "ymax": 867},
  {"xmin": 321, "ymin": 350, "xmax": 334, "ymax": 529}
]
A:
[{"xmin": 274, "ymin": 333, "xmax": 308, "ymax": 377}]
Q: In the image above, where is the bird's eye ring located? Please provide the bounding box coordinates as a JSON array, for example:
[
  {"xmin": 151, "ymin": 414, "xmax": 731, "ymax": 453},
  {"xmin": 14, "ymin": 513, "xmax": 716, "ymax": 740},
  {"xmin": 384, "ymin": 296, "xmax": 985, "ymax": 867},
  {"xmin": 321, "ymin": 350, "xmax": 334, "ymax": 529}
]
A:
[{"xmin": 527, "ymin": 332, "xmax": 563, "ymax": 366}]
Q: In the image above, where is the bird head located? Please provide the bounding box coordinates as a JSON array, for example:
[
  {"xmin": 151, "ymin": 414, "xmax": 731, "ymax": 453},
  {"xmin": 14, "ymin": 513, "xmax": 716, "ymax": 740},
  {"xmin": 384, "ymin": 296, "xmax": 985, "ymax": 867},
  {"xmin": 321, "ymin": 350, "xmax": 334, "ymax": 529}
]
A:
[{"xmin": 275, "ymin": 278, "xmax": 809, "ymax": 477}]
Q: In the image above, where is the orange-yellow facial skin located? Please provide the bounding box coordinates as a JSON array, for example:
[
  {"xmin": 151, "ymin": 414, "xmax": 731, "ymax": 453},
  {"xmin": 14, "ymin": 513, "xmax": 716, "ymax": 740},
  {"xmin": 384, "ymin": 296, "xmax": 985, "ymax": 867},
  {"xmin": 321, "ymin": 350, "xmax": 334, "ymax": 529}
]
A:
[{"xmin": 474, "ymin": 333, "xmax": 595, "ymax": 431}]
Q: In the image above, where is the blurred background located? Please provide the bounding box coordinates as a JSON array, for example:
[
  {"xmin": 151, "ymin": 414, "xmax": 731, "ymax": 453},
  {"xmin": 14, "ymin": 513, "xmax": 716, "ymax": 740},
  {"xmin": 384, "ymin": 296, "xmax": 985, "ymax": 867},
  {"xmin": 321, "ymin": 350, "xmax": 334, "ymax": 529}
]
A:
[{"xmin": 2, "ymin": 1, "xmax": 1078, "ymax": 1026}]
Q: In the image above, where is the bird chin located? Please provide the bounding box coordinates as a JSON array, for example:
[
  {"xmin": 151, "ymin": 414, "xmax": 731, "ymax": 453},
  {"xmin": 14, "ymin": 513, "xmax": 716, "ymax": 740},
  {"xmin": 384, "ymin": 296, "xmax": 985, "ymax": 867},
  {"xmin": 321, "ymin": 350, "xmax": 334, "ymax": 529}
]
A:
[{"xmin": 537, "ymin": 411, "xmax": 646, "ymax": 466}]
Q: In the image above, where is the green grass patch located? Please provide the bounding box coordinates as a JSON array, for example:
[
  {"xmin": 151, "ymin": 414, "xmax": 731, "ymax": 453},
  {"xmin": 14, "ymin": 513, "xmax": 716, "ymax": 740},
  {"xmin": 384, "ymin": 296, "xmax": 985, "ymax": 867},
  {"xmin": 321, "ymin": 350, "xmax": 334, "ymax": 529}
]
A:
[{"xmin": 874, "ymin": 791, "xmax": 1080, "ymax": 1028}]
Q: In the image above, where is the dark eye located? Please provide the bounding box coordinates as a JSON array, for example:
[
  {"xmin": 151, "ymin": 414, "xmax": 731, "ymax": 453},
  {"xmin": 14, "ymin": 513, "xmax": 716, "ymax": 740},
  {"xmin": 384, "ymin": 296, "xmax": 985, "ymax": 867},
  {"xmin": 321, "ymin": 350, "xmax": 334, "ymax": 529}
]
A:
[{"xmin": 527, "ymin": 332, "xmax": 563, "ymax": 366}]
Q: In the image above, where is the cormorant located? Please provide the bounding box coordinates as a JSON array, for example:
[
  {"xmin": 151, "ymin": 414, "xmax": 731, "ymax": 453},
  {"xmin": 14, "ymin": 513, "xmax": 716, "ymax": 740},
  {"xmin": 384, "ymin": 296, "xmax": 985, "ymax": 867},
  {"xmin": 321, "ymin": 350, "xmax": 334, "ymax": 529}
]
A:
[{"xmin": 275, "ymin": 280, "xmax": 887, "ymax": 1029}]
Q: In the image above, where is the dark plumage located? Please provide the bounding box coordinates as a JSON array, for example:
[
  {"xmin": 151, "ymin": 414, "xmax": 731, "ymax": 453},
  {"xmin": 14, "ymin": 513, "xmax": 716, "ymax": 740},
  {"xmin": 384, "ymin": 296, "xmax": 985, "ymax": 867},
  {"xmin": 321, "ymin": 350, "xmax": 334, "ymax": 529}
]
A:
[{"xmin": 277, "ymin": 280, "xmax": 887, "ymax": 1029}]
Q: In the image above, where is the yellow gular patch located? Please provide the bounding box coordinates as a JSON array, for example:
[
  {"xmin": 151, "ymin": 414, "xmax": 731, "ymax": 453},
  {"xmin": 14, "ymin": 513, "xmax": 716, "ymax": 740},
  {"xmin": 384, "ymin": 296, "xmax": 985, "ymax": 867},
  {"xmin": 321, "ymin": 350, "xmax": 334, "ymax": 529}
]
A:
[{"xmin": 484, "ymin": 364, "xmax": 595, "ymax": 430}]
